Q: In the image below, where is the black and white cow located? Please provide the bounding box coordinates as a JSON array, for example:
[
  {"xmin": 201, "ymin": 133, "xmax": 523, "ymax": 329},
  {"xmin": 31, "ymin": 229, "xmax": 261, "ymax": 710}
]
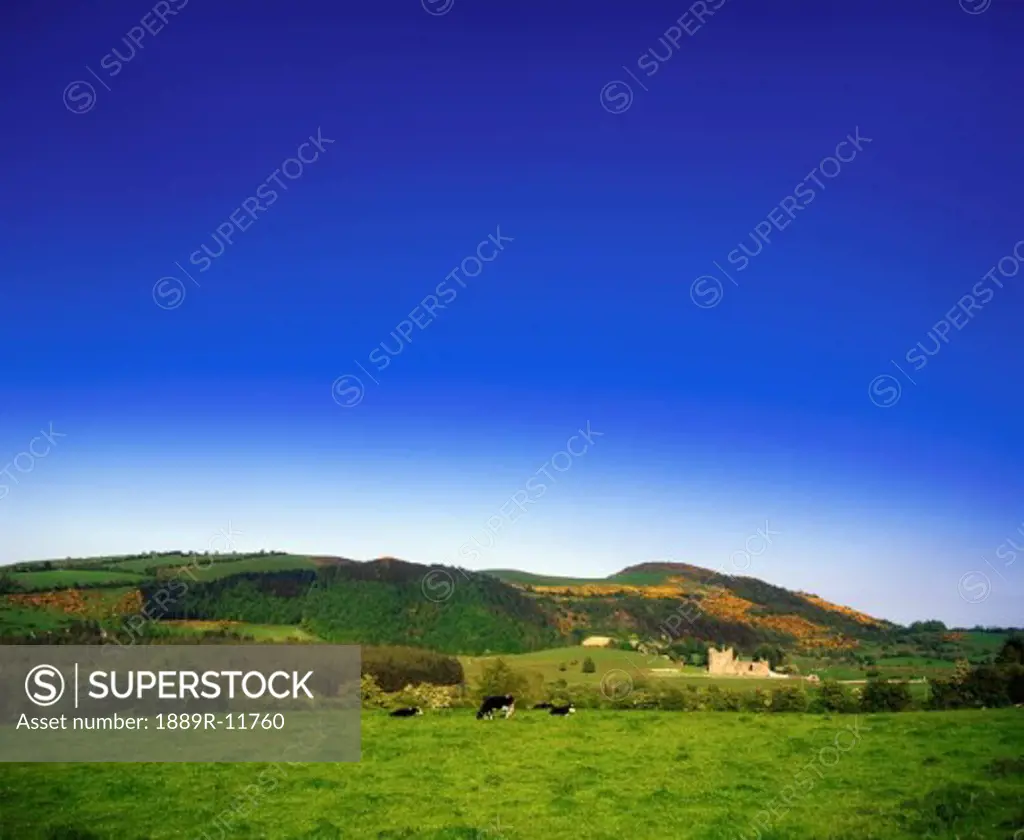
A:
[
  {"xmin": 390, "ymin": 706, "xmax": 423, "ymax": 717},
  {"xmin": 476, "ymin": 695, "xmax": 515, "ymax": 720},
  {"xmin": 549, "ymin": 703, "xmax": 575, "ymax": 716}
]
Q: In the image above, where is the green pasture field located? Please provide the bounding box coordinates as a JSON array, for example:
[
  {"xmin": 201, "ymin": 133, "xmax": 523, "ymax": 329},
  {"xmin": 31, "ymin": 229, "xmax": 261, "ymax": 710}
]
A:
[
  {"xmin": 8, "ymin": 554, "xmax": 227, "ymax": 576},
  {"xmin": 792, "ymin": 662, "xmax": 867, "ymax": 681},
  {"xmin": 874, "ymin": 657, "xmax": 956, "ymax": 668},
  {"xmin": 483, "ymin": 568, "xmax": 693, "ymax": 587},
  {"xmin": 481, "ymin": 569, "xmax": 692, "ymax": 585},
  {"xmin": 793, "ymin": 656, "xmax": 956, "ymax": 682},
  {"xmin": 960, "ymin": 631, "xmax": 1013, "ymax": 652},
  {"xmin": 105, "ymin": 554, "xmax": 216, "ymax": 574},
  {"xmin": 99, "ymin": 554, "xmax": 304, "ymax": 576},
  {"xmin": 8, "ymin": 569, "xmax": 148, "ymax": 591},
  {"xmin": 463, "ymin": 646, "xmax": 807, "ymax": 693},
  {"xmin": 0, "ymin": 587, "xmax": 142, "ymax": 626},
  {"xmin": 481, "ymin": 569, "xmax": 607, "ymax": 587},
  {"xmin": 461, "ymin": 644, "xmax": 683, "ymax": 681},
  {"xmin": 461, "ymin": 646, "xmax": 933, "ymax": 700},
  {"xmin": 167, "ymin": 555, "xmax": 319, "ymax": 582},
  {"xmin": 0, "ymin": 605, "xmax": 72, "ymax": 633},
  {"xmin": 0, "ymin": 709, "xmax": 1020, "ymax": 839}
]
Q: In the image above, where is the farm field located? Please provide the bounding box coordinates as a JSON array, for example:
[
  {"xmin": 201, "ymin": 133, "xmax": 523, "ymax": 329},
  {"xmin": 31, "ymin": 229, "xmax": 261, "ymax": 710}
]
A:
[
  {"xmin": 458, "ymin": 646, "xmax": 927, "ymax": 694},
  {"xmin": 459, "ymin": 645, "xmax": 724, "ymax": 687},
  {"xmin": 790, "ymin": 655, "xmax": 957, "ymax": 682},
  {"xmin": 179, "ymin": 555, "xmax": 320, "ymax": 581},
  {"xmin": 0, "ymin": 587, "xmax": 142, "ymax": 624},
  {"xmin": 9, "ymin": 553, "xmax": 318, "ymax": 578},
  {"xmin": 0, "ymin": 710, "xmax": 1020, "ymax": 839},
  {"xmin": 9, "ymin": 569, "xmax": 148, "ymax": 591},
  {"xmin": 0, "ymin": 605, "xmax": 71, "ymax": 633},
  {"xmin": 101, "ymin": 554, "xmax": 320, "ymax": 580},
  {"xmin": 106, "ymin": 554, "xmax": 228, "ymax": 574},
  {"xmin": 482, "ymin": 569, "xmax": 610, "ymax": 587}
]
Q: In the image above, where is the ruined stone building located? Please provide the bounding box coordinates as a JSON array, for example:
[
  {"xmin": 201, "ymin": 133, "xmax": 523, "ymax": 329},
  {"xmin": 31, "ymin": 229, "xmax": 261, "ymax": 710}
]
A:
[{"xmin": 707, "ymin": 646, "xmax": 772, "ymax": 677}]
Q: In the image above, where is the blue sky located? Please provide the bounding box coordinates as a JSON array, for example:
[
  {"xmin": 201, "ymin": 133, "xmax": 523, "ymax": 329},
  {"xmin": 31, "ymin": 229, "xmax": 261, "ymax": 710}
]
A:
[{"xmin": 1, "ymin": 0, "xmax": 1021, "ymax": 627}]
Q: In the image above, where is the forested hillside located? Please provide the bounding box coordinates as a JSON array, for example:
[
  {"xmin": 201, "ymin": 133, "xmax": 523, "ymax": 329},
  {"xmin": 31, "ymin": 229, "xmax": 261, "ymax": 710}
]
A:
[{"xmin": 0, "ymin": 553, "xmax": 1012, "ymax": 664}]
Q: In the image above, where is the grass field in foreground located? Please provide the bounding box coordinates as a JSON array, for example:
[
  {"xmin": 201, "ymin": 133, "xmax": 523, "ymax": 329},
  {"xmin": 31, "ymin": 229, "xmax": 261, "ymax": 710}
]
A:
[{"xmin": 0, "ymin": 710, "xmax": 1021, "ymax": 839}]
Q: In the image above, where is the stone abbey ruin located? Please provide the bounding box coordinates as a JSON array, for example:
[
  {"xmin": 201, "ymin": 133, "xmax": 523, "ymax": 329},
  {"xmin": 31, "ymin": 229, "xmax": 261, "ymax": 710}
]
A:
[{"xmin": 706, "ymin": 646, "xmax": 772, "ymax": 677}]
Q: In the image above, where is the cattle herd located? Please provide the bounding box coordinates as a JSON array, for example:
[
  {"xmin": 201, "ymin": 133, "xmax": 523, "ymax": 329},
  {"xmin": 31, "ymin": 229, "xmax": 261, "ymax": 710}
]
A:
[{"xmin": 388, "ymin": 696, "xmax": 576, "ymax": 719}]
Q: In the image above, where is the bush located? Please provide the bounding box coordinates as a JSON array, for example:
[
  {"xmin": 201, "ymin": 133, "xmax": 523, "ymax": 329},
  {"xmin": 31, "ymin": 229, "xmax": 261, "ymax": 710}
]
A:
[
  {"xmin": 860, "ymin": 678, "xmax": 913, "ymax": 712},
  {"xmin": 770, "ymin": 686, "xmax": 809, "ymax": 713},
  {"xmin": 930, "ymin": 663, "xmax": 1021, "ymax": 710},
  {"xmin": 541, "ymin": 681, "xmax": 573, "ymax": 705},
  {"xmin": 935, "ymin": 659, "xmax": 1024, "ymax": 709},
  {"xmin": 656, "ymin": 688, "xmax": 689, "ymax": 711},
  {"xmin": 474, "ymin": 659, "xmax": 543, "ymax": 703},
  {"xmin": 668, "ymin": 638, "xmax": 709, "ymax": 666},
  {"xmin": 754, "ymin": 644, "xmax": 786, "ymax": 670},
  {"xmin": 952, "ymin": 659, "xmax": 973, "ymax": 684},
  {"xmin": 681, "ymin": 686, "xmax": 712, "ymax": 711},
  {"xmin": 963, "ymin": 665, "xmax": 1012, "ymax": 707},
  {"xmin": 392, "ymin": 682, "xmax": 464, "ymax": 710},
  {"xmin": 708, "ymin": 687, "xmax": 743, "ymax": 711},
  {"xmin": 361, "ymin": 646, "xmax": 464, "ymax": 692},
  {"xmin": 569, "ymin": 685, "xmax": 608, "ymax": 710},
  {"xmin": 1008, "ymin": 664, "xmax": 1024, "ymax": 704},
  {"xmin": 360, "ymin": 674, "xmax": 388, "ymax": 709},
  {"xmin": 995, "ymin": 635, "xmax": 1024, "ymax": 665},
  {"xmin": 625, "ymin": 690, "xmax": 660, "ymax": 709},
  {"xmin": 744, "ymin": 688, "xmax": 772, "ymax": 713},
  {"xmin": 0, "ymin": 570, "xmax": 21, "ymax": 595},
  {"xmin": 817, "ymin": 679, "xmax": 855, "ymax": 713},
  {"xmin": 928, "ymin": 677, "xmax": 967, "ymax": 710},
  {"xmin": 581, "ymin": 656, "xmax": 596, "ymax": 674}
]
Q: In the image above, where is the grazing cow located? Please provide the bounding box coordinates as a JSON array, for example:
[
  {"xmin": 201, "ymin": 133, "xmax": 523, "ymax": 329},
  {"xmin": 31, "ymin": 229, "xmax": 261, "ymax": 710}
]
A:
[
  {"xmin": 549, "ymin": 703, "xmax": 575, "ymax": 716},
  {"xmin": 533, "ymin": 702, "xmax": 553, "ymax": 710},
  {"xmin": 390, "ymin": 707, "xmax": 423, "ymax": 718},
  {"xmin": 476, "ymin": 695, "xmax": 515, "ymax": 720}
]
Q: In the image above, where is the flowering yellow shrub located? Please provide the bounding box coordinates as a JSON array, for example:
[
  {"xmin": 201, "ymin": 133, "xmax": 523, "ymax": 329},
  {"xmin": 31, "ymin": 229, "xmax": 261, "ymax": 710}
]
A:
[
  {"xmin": 390, "ymin": 682, "xmax": 465, "ymax": 710},
  {"xmin": 361, "ymin": 674, "xmax": 388, "ymax": 708},
  {"xmin": 798, "ymin": 593, "xmax": 883, "ymax": 627},
  {"xmin": 517, "ymin": 577, "xmax": 865, "ymax": 652}
]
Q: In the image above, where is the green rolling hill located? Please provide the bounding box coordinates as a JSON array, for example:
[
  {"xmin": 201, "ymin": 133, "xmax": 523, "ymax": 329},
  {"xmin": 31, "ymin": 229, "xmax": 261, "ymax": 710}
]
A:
[{"xmin": 0, "ymin": 553, "xmax": 1011, "ymax": 668}]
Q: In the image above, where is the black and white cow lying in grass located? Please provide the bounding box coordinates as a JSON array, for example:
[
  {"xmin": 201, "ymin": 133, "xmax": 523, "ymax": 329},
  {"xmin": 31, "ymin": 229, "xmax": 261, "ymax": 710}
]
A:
[
  {"xmin": 389, "ymin": 707, "xmax": 423, "ymax": 717},
  {"xmin": 476, "ymin": 695, "xmax": 515, "ymax": 720},
  {"xmin": 549, "ymin": 703, "xmax": 575, "ymax": 716}
]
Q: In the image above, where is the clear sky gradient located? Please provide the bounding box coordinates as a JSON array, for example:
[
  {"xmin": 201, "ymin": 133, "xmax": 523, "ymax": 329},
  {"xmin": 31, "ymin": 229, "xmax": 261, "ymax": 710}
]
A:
[{"xmin": 1, "ymin": 0, "xmax": 1021, "ymax": 627}]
